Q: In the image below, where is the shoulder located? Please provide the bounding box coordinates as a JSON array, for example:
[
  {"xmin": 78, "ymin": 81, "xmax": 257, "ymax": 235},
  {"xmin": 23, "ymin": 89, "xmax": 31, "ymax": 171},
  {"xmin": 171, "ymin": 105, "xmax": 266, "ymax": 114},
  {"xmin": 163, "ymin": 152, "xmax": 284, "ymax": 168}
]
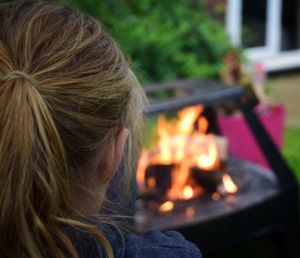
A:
[
  {"xmin": 64, "ymin": 222, "xmax": 125, "ymax": 258},
  {"xmin": 124, "ymin": 230, "xmax": 202, "ymax": 258},
  {"xmin": 66, "ymin": 223, "xmax": 202, "ymax": 258}
]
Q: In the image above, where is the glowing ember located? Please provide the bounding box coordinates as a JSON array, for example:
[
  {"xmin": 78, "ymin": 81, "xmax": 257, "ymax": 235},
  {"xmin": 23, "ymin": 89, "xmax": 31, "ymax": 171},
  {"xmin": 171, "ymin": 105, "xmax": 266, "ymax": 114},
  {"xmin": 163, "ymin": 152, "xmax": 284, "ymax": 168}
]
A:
[
  {"xmin": 222, "ymin": 174, "xmax": 238, "ymax": 194},
  {"xmin": 159, "ymin": 201, "xmax": 174, "ymax": 213},
  {"xmin": 183, "ymin": 185, "xmax": 194, "ymax": 200},
  {"xmin": 147, "ymin": 177, "xmax": 156, "ymax": 189},
  {"xmin": 211, "ymin": 192, "xmax": 221, "ymax": 201}
]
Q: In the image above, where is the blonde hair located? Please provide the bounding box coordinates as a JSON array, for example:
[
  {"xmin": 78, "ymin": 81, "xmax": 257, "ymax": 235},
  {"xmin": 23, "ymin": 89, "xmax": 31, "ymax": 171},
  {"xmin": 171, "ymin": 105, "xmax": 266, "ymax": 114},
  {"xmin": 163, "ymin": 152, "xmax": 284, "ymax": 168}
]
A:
[{"xmin": 0, "ymin": 1, "xmax": 145, "ymax": 258}]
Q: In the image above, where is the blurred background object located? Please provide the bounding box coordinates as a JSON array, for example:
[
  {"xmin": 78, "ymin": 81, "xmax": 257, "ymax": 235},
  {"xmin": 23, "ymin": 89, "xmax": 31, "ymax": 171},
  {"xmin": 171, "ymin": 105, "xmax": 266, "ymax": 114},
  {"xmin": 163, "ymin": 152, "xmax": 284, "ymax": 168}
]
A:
[{"xmin": 57, "ymin": 0, "xmax": 231, "ymax": 83}]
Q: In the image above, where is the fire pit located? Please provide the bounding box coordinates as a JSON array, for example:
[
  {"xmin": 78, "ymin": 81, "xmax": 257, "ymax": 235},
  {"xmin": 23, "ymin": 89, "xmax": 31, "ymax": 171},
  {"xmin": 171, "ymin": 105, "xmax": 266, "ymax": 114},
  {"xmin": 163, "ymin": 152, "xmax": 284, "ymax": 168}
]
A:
[
  {"xmin": 134, "ymin": 78, "xmax": 299, "ymax": 256},
  {"xmin": 136, "ymin": 157, "xmax": 278, "ymax": 232}
]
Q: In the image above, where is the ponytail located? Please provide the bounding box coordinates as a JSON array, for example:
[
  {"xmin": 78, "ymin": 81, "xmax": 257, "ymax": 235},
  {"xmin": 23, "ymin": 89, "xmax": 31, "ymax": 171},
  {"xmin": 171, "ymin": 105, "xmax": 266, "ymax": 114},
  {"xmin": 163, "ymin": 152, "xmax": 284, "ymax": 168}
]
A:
[
  {"xmin": 0, "ymin": 68, "xmax": 72, "ymax": 257},
  {"xmin": 0, "ymin": 56, "xmax": 114, "ymax": 258}
]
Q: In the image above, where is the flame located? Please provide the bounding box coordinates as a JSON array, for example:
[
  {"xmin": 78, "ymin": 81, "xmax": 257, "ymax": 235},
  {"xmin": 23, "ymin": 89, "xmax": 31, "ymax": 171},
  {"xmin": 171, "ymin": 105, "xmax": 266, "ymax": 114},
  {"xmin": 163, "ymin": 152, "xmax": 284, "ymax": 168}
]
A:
[
  {"xmin": 167, "ymin": 163, "xmax": 190, "ymax": 200},
  {"xmin": 136, "ymin": 104, "xmax": 226, "ymax": 200},
  {"xmin": 177, "ymin": 105, "xmax": 203, "ymax": 134},
  {"xmin": 157, "ymin": 116, "xmax": 173, "ymax": 164},
  {"xmin": 197, "ymin": 135, "xmax": 219, "ymax": 170},
  {"xmin": 222, "ymin": 174, "xmax": 238, "ymax": 194},
  {"xmin": 173, "ymin": 136, "xmax": 186, "ymax": 163},
  {"xmin": 154, "ymin": 106, "xmax": 204, "ymax": 165},
  {"xmin": 198, "ymin": 116, "xmax": 209, "ymax": 134},
  {"xmin": 183, "ymin": 185, "xmax": 194, "ymax": 200},
  {"xmin": 159, "ymin": 201, "xmax": 174, "ymax": 212}
]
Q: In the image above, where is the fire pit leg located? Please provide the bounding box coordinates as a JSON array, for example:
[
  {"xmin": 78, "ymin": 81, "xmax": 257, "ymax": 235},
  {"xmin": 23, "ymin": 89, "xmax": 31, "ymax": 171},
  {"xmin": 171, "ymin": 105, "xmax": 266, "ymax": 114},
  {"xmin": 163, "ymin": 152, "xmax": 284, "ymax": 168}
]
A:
[
  {"xmin": 236, "ymin": 97, "xmax": 300, "ymax": 257},
  {"xmin": 236, "ymin": 97, "xmax": 297, "ymax": 189}
]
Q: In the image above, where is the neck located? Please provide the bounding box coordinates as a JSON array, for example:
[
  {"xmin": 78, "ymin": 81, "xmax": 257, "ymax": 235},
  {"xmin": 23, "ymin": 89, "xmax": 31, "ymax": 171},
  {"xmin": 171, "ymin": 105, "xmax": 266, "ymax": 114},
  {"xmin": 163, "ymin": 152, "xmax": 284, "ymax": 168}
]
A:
[{"xmin": 72, "ymin": 181, "xmax": 108, "ymax": 216}]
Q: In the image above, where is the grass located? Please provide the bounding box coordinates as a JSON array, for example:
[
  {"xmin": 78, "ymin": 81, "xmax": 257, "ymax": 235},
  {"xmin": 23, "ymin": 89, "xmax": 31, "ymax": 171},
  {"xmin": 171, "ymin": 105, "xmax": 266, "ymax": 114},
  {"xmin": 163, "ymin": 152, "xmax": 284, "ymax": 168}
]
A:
[{"xmin": 283, "ymin": 127, "xmax": 300, "ymax": 183}]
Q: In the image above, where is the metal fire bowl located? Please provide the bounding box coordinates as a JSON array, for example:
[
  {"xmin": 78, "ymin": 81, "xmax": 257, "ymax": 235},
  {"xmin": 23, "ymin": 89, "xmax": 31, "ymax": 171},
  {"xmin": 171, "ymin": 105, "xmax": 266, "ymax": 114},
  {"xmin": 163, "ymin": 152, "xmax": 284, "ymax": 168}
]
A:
[{"xmin": 135, "ymin": 157, "xmax": 279, "ymax": 233}]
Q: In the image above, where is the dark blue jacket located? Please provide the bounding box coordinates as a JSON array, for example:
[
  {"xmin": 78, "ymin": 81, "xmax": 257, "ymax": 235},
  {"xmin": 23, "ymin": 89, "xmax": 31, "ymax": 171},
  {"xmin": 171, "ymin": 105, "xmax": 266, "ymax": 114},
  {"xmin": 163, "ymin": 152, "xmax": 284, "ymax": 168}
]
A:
[{"xmin": 66, "ymin": 223, "xmax": 202, "ymax": 258}]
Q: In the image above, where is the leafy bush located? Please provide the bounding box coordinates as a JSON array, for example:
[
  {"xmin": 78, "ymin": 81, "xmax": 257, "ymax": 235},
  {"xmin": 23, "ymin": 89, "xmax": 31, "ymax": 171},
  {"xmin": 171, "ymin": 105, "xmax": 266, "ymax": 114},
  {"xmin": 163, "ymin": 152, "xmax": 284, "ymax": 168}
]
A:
[
  {"xmin": 0, "ymin": 0, "xmax": 231, "ymax": 83},
  {"xmin": 58, "ymin": 0, "xmax": 231, "ymax": 83}
]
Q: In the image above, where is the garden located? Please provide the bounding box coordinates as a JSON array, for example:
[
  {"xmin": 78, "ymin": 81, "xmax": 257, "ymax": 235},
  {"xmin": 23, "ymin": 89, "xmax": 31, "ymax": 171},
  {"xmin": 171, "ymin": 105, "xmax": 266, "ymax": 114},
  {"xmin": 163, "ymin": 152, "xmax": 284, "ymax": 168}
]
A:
[
  {"xmin": 55, "ymin": 0, "xmax": 300, "ymax": 184},
  {"xmin": 2, "ymin": 0, "xmax": 299, "ymax": 257},
  {"xmin": 56, "ymin": 0, "xmax": 300, "ymax": 256},
  {"xmin": 60, "ymin": 0, "xmax": 300, "ymax": 257}
]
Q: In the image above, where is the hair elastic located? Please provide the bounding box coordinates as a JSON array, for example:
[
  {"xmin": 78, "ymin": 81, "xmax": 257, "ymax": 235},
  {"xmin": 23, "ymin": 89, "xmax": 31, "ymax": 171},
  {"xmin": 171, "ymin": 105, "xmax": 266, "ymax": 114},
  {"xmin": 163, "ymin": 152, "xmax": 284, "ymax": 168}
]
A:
[{"xmin": 3, "ymin": 70, "xmax": 39, "ymax": 88}]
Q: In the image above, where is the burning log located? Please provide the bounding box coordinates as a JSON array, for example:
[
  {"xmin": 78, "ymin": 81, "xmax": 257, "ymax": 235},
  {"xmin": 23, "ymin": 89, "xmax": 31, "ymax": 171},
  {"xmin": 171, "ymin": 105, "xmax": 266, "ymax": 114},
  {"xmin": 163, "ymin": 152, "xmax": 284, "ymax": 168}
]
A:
[
  {"xmin": 190, "ymin": 167, "xmax": 223, "ymax": 193},
  {"xmin": 145, "ymin": 164, "xmax": 174, "ymax": 195}
]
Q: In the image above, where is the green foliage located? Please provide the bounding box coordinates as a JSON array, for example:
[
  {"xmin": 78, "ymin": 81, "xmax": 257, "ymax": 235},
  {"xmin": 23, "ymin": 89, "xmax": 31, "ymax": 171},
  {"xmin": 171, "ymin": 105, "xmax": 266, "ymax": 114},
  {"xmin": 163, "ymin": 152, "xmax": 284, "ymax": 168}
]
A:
[
  {"xmin": 57, "ymin": 0, "xmax": 231, "ymax": 83},
  {"xmin": 0, "ymin": 0, "xmax": 231, "ymax": 83},
  {"xmin": 283, "ymin": 127, "xmax": 300, "ymax": 184}
]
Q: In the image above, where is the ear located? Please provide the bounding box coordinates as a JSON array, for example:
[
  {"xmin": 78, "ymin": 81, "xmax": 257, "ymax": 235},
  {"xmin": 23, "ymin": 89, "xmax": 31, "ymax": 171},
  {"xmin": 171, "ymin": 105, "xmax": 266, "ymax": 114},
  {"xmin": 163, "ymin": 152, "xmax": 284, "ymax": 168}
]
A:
[{"xmin": 98, "ymin": 128, "xmax": 129, "ymax": 183}]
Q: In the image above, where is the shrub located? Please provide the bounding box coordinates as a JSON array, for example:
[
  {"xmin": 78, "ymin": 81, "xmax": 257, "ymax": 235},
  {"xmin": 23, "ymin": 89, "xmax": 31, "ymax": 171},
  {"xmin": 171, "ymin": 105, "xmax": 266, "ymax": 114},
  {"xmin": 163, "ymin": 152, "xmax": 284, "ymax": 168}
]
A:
[
  {"xmin": 61, "ymin": 0, "xmax": 231, "ymax": 83},
  {"xmin": 1, "ymin": 0, "xmax": 231, "ymax": 83}
]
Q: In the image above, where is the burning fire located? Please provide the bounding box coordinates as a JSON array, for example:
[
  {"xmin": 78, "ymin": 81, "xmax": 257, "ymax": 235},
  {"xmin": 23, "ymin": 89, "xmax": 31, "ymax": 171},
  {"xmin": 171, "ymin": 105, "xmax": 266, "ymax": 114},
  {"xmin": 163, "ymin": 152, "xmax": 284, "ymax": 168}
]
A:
[
  {"xmin": 196, "ymin": 135, "xmax": 219, "ymax": 170},
  {"xmin": 222, "ymin": 174, "xmax": 238, "ymax": 194},
  {"xmin": 183, "ymin": 185, "xmax": 194, "ymax": 200},
  {"xmin": 137, "ymin": 105, "xmax": 231, "ymax": 203},
  {"xmin": 159, "ymin": 201, "xmax": 174, "ymax": 212}
]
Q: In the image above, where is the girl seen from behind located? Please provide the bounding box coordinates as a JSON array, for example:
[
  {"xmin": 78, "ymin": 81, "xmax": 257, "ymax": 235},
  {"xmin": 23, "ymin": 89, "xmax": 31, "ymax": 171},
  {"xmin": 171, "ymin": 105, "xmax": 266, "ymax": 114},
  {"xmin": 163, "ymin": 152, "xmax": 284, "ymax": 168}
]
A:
[{"xmin": 0, "ymin": 1, "xmax": 202, "ymax": 257}]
